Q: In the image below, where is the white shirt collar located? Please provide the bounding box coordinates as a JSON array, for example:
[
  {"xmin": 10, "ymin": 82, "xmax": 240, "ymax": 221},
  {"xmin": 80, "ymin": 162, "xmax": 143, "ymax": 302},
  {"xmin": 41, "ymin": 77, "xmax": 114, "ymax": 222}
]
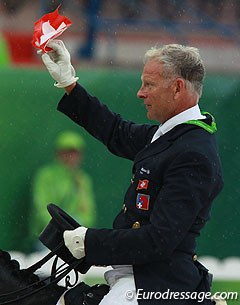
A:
[{"xmin": 151, "ymin": 104, "xmax": 206, "ymax": 143}]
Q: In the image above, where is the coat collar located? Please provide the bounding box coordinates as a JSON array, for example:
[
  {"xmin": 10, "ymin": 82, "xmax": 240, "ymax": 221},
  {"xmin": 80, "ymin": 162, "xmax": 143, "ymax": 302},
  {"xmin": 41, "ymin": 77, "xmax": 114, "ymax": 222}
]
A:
[
  {"xmin": 134, "ymin": 125, "xmax": 189, "ymax": 165},
  {"xmin": 151, "ymin": 104, "xmax": 205, "ymax": 143},
  {"xmin": 134, "ymin": 114, "xmax": 215, "ymax": 165}
]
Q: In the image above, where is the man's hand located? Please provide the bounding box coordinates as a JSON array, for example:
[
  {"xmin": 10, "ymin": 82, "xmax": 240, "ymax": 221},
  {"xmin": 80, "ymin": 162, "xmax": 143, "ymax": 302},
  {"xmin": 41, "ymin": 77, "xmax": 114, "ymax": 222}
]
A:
[
  {"xmin": 41, "ymin": 40, "xmax": 79, "ymax": 88},
  {"xmin": 63, "ymin": 227, "xmax": 87, "ymax": 259}
]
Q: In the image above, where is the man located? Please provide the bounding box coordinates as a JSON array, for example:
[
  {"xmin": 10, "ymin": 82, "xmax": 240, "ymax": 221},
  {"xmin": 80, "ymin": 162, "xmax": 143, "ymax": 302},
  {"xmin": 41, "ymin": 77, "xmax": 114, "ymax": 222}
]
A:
[
  {"xmin": 41, "ymin": 40, "xmax": 224, "ymax": 304},
  {"xmin": 30, "ymin": 130, "xmax": 96, "ymax": 247}
]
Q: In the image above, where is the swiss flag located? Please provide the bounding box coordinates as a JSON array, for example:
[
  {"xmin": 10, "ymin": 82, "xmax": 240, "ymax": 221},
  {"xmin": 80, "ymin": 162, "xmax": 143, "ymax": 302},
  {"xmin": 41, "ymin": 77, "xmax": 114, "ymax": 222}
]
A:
[
  {"xmin": 136, "ymin": 194, "xmax": 150, "ymax": 210},
  {"xmin": 32, "ymin": 6, "xmax": 72, "ymax": 52},
  {"xmin": 137, "ymin": 179, "xmax": 149, "ymax": 190}
]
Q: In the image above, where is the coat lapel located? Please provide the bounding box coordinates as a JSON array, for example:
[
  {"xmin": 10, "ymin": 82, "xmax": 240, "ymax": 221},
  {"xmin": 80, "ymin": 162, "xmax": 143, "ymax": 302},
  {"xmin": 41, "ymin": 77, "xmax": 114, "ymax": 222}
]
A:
[
  {"xmin": 134, "ymin": 134, "xmax": 172, "ymax": 164},
  {"xmin": 134, "ymin": 124, "xmax": 197, "ymax": 165}
]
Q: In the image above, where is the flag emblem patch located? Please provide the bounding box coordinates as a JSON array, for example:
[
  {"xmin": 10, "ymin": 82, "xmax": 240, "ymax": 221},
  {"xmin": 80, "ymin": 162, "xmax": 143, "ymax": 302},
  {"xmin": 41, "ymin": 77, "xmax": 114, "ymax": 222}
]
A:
[
  {"xmin": 136, "ymin": 193, "xmax": 150, "ymax": 210},
  {"xmin": 137, "ymin": 179, "xmax": 149, "ymax": 190}
]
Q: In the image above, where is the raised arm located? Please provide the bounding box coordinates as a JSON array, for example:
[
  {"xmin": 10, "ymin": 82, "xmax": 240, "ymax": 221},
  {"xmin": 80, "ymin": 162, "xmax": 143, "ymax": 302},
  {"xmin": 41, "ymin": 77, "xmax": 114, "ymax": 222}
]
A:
[{"xmin": 41, "ymin": 40, "xmax": 157, "ymax": 160}]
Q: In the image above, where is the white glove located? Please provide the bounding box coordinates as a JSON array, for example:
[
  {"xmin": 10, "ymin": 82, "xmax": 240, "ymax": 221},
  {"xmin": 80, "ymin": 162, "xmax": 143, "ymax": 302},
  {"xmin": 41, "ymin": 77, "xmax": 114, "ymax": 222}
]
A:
[
  {"xmin": 63, "ymin": 227, "xmax": 87, "ymax": 259},
  {"xmin": 41, "ymin": 40, "xmax": 79, "ymax": 88}
]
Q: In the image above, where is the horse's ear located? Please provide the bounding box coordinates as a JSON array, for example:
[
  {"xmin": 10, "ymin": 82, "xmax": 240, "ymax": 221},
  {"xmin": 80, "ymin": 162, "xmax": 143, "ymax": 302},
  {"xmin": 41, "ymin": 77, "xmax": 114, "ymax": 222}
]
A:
[{"xmin": 39, "ymin": 203, "xmax": 91, "ymax": 274}]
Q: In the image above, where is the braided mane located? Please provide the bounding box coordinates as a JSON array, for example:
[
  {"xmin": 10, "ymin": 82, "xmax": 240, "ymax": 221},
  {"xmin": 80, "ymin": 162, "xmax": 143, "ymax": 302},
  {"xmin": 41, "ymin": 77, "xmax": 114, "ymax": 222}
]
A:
[
  {"xmin": 0, "ymin": 250, "xmax": 66, "ymax": 305},
  {"xmin": 0, "ymin": 250, "xmax": 42, "ymax": 291}
]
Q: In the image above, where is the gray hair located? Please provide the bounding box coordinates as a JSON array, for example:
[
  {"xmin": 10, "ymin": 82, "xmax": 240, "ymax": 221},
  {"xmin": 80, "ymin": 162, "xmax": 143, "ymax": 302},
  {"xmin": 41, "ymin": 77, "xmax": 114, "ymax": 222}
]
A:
[{"xmin": 144, "ymin": 44, "xmax": 205, "ymax": 98}]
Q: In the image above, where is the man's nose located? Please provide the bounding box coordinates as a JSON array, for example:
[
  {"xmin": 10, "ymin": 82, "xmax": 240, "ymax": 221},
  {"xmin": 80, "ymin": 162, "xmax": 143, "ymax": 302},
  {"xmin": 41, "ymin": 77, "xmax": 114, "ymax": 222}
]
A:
[{"xmin": 137, "ymin": 87, "xmax": 147, "ymax": 99}]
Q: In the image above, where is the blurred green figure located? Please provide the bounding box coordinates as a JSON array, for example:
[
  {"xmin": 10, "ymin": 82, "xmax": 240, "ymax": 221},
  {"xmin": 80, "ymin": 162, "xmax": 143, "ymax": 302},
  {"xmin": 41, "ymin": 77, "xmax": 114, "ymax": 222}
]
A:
[
  {"xmin": 0, "ymin": 34, "xmax": 10, "ymax": 67},
  {"xmin": 31, "ymin": 131, "xmax": 96, "ymax": 244}
]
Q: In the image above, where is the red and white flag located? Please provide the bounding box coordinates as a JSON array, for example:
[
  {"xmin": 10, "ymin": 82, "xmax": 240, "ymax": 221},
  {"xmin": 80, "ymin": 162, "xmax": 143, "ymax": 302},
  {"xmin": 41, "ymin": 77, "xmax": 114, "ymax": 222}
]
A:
[
  {"xmin": 136, "ymin": 194, "xmax": 150, "ymax": 210},
  {"xmin": 32, "ymin": 6, "xmax": 72, "ymax": 53},
  {"xmin": 137, "ymin": 179, "xmax": 149, "ymax": 190}
]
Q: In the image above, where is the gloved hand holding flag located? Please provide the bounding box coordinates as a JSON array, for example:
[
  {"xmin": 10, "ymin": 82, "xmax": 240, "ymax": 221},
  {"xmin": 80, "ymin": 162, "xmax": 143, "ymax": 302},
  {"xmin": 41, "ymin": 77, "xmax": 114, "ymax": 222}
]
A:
[{"xmin": 32, "ymin": 7, "xmax": 78, "ymax": 88}]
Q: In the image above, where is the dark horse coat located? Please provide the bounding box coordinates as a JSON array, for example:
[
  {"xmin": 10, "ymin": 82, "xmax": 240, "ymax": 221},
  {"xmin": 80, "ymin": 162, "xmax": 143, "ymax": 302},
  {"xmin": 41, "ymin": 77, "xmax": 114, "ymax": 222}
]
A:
[
  {"xmin": 0, "ymin": 250, "xmax": 66, "ymax": 305},
  {"xmin": 57, "ymin": 83, "xmax": 224, "ymax": 305},
  {"xmin": 0, "ymin": 249, "xmax": 109, "ymax": 305}
]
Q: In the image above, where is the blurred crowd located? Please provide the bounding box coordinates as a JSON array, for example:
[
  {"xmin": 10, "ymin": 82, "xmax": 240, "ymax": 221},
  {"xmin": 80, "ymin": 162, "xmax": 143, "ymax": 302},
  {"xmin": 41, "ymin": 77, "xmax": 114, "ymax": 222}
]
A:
[
  {"xmin": 0, "ymin": 0, "xmax": 239, "ymax": 26},
  {"xmin": 0, "ymin": 0, "xmax": 238, "ymax": 63}
]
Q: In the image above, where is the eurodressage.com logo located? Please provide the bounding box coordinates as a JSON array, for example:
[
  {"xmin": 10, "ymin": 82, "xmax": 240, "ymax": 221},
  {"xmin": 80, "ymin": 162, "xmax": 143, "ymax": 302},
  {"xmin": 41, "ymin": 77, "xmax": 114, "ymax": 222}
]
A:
[{"xmin": 125, "ymin": 288, "xmax": 239, "ymax": 303}]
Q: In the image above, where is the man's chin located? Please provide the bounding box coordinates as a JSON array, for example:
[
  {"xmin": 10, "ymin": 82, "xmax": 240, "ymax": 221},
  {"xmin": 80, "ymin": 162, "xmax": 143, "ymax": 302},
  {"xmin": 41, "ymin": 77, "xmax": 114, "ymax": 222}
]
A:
[{"xmin": 147, "ymin": 112, "xmax": 154, "ymax": 121}]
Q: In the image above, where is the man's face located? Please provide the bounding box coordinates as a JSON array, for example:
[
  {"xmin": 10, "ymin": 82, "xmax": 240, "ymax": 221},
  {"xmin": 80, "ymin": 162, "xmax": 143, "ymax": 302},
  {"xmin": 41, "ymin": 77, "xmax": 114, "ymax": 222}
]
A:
[
  {"xmin": 137, "ymin": 60, "xmax": 175, "ymax": 124},
  {"xmin": 57, "ymin": 149, "xmax": 82, "ymax": 168}
]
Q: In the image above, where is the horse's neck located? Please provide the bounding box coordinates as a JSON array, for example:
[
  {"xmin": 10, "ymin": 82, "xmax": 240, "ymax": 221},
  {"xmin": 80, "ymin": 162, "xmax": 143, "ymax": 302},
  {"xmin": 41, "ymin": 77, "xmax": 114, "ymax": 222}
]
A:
[
  {"xmin": 0, "ymin": 250, "xmax": 66, "ymax": 305},
  {"xmin": 0, "ymin": 279, "xmax": 66, "ymax": 305}
]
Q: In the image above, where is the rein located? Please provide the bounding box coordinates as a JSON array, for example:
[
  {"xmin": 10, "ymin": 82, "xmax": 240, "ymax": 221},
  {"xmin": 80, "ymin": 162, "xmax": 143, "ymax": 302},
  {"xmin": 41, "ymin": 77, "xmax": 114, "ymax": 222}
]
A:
[
  {"xmin": 0, "ymin": 243, "xmax": 82, "ymax": 304},
  {"xmin": 0, "ymin": 203, "xmax": 87, "ymax": 304}
]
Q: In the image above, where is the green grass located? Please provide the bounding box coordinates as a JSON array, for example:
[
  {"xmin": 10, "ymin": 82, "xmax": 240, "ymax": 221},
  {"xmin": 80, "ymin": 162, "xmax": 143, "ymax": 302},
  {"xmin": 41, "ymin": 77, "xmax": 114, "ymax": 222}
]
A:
[
  {"xmin": 212, "ymin": 281, "xmax": 240, "ymax": 304},
  {"xmin": 84, "ymin": 276, "xmax": 107, "ymax": 286}
]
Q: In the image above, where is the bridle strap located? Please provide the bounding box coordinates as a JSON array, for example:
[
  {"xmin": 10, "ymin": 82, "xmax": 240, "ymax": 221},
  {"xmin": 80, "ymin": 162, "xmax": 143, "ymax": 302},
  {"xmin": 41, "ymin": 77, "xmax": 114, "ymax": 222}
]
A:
[
  {"xmin": 0, "ymin": 245, "xmax": 82, "ymax": 304},
  {"xmin": 27, "ymin": 242, "xmax": 64, "ymax": 273},
  {"xmin": 0, "ymin": 259, "xmax": 81, "ymax": 304}
]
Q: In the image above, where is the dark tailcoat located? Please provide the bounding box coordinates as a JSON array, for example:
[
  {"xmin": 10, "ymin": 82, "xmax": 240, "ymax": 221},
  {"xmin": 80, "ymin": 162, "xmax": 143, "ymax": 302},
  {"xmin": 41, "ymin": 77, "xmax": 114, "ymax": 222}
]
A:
[{"xmin": 57, "ymin": 84, "xmax": 224, "ymax": 304}]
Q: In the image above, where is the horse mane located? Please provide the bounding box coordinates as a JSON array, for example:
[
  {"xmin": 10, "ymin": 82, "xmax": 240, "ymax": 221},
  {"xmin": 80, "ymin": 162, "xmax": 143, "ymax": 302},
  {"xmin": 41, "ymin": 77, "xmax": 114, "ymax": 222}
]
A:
[
  {"xmin": 0, "ymin": 250, "xmax": 66, "ymax": 305},
  {"xmin": 0, "ymin": 250, "xmax": 42, "ymax": 291}
]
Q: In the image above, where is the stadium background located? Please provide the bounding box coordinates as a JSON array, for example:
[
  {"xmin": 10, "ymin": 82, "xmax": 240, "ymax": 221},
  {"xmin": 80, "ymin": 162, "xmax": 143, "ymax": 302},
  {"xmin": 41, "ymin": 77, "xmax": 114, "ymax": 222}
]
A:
[{"xmin": 0, "ymin": 0, "xmax": 239, "ymax": 302}]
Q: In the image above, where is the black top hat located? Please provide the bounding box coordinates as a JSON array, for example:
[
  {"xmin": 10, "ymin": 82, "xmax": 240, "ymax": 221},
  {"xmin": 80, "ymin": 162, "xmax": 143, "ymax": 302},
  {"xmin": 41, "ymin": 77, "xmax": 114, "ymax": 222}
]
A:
[{"xmin": 39, "ymin": 203, "xmax": 91, "ymax": 274}]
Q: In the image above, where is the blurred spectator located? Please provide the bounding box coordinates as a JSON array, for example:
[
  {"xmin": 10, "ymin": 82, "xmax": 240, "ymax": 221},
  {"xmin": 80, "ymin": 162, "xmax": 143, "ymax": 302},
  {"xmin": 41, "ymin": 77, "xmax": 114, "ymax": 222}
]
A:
[
  {"xmin": 234, "ymin": 0, "xmax": 240, "ymax": 27},
  {"xmin": 158, "ymin": 0, "xmax": 182, "ymax": 22},
  {"xmin": 77, "ymin": 0, "xmax": 102, "ymax": 59},
  {"xmin": 40, "ymin": 0, "xmax": 63, "ymax": 15},
  {"xmin": 194, "ymin": 0, "xmax": 224, "ymax": 22},
  {"xmin": 29, "ymin": 130, "xmax": 96, "ymax": 249},
  {"xmin": 0, "ymin": 0, "xmax": 26, "ymax": 14},
  {"xmin": 119, "ymin": 0, "xmax": 144, "ymax": 19},
  {"xmin": 0, "ymin": 33, "xmax": 10, "ymax": 66}
]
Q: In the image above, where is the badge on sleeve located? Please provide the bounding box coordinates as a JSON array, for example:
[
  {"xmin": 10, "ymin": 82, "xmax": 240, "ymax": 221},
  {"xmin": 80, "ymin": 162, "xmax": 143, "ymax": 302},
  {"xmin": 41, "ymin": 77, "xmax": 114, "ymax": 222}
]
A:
[
  {"xmin": 137, "ymin": 179, "xmax": 149, "ymax": 190},
  {"xmin": 136, "ymin": 193, "xmax": 150, "ymax": 210}
]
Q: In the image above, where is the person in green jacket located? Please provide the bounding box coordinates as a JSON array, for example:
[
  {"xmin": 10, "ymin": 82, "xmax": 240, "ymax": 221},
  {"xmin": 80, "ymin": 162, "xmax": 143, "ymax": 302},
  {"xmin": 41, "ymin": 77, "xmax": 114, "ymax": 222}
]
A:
[{"xmin": 30, "ymin": 130, "xmax": 96, "ymax": 247}]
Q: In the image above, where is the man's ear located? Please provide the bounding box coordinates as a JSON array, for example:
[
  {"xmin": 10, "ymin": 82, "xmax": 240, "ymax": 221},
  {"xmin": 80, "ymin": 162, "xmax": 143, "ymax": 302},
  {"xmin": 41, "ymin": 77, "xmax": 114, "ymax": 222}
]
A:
[{"xmin": 173, "ymin": 78, "xmax": 185, "ymax": 99}]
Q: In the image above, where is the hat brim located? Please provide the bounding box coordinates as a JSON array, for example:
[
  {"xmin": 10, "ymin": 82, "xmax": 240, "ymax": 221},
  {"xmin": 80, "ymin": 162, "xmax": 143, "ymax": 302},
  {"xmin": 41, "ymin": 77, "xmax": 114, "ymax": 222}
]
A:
[{"xmin": 39, "ymin": 203, "xmax": 91, "ymax": 274}]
